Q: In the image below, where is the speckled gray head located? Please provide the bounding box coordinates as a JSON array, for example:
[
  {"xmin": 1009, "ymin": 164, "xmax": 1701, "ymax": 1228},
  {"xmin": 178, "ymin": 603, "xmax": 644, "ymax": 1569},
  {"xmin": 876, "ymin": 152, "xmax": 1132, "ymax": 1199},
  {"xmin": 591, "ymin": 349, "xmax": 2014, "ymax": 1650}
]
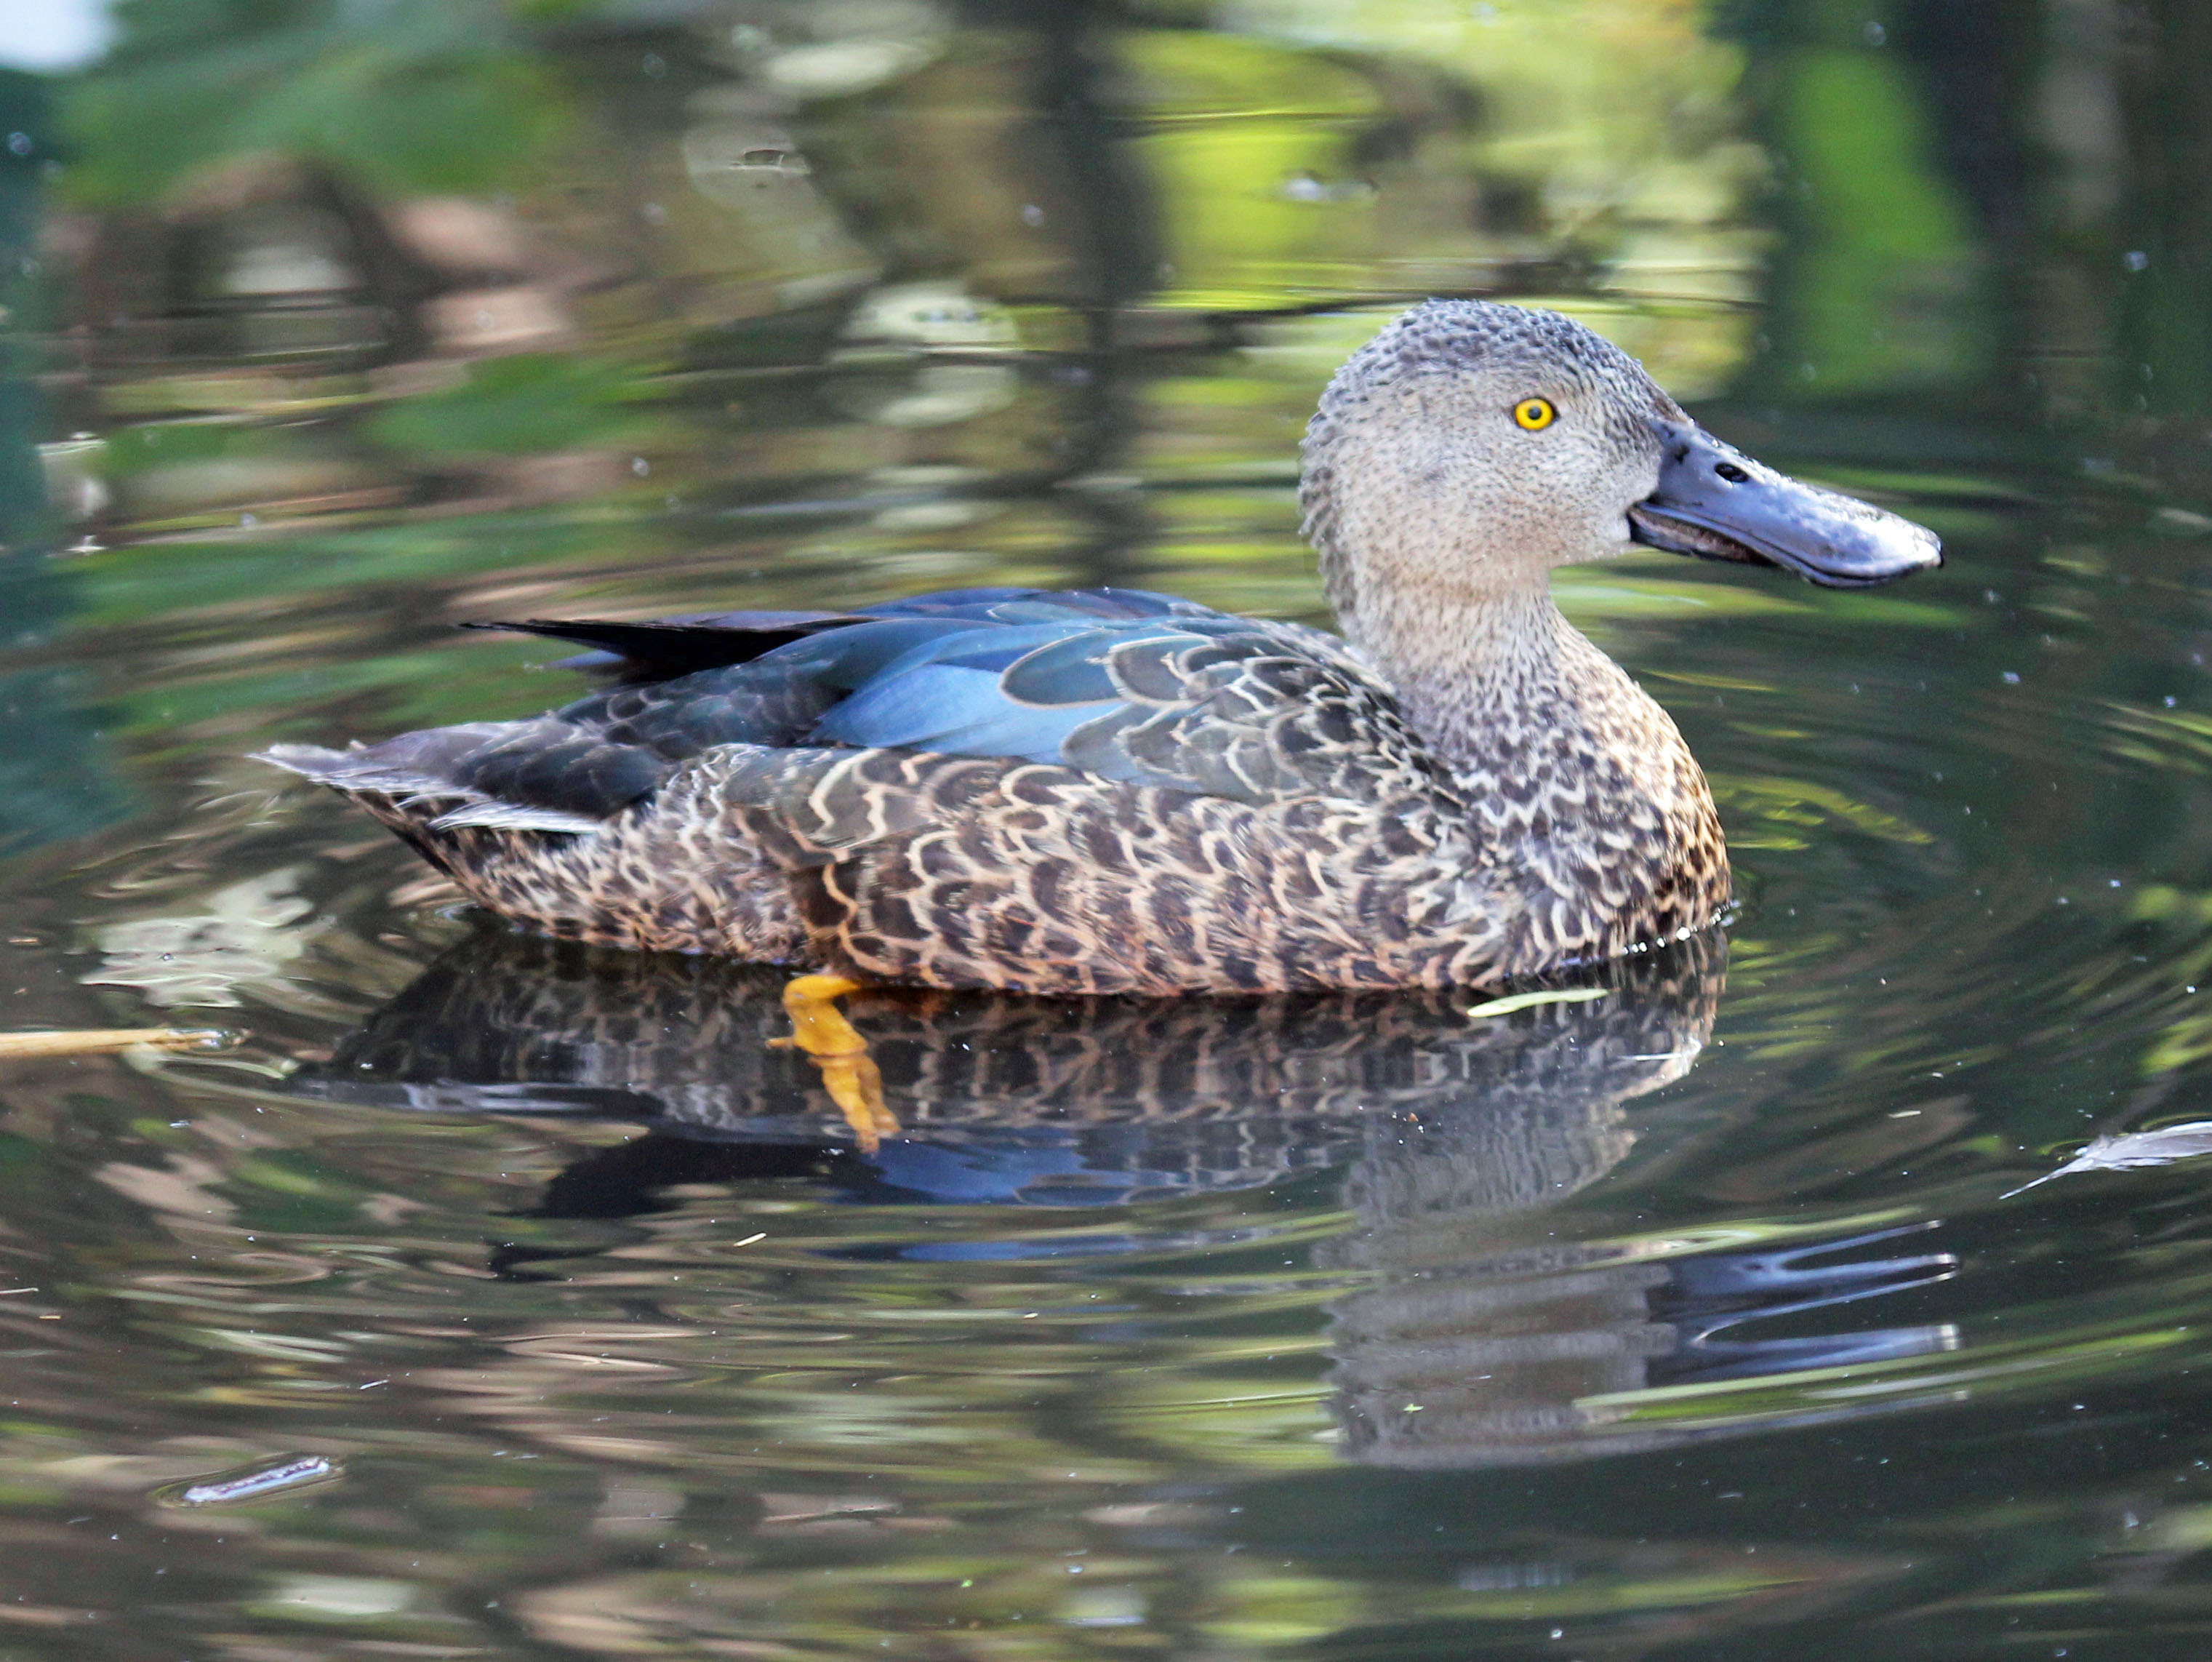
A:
[{"xmin": 1300, "ymin": 300, "xmax": 1941, "ymax": 624}]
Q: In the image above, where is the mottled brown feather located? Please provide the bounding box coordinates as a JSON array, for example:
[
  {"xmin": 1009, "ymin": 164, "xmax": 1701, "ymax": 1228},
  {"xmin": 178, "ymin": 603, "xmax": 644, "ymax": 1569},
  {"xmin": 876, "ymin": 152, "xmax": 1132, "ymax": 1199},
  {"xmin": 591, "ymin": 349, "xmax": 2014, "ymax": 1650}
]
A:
[{"xmin": 264, "ymin": 302, "xmax": 1751, "ymax": 994}]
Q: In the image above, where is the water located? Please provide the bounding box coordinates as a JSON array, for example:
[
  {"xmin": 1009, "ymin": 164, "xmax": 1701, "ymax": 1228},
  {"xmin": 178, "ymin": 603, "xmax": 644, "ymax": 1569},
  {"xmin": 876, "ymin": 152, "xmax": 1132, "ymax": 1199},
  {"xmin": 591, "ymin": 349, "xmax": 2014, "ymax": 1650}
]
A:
[{"xmin": 3, "ymin": 1, "xmax": 2212, "ymax": 1655}]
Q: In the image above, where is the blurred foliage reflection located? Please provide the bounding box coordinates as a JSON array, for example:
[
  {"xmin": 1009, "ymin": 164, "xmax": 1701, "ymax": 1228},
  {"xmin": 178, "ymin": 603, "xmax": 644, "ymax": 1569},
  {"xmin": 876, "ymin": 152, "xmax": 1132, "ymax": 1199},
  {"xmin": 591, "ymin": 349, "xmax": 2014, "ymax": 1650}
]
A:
[{"xmin": 2, "ymin": 0, "xmax": 2212, "ymax": 1658}]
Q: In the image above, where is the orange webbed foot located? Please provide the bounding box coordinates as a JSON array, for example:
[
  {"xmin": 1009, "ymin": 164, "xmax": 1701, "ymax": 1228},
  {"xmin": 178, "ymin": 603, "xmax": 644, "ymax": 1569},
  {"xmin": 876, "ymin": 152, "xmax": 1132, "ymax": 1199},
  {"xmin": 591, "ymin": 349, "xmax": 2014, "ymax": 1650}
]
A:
[{"xmin": 769, "ymin": 974, "xmax": 898, "ymax": 1153}]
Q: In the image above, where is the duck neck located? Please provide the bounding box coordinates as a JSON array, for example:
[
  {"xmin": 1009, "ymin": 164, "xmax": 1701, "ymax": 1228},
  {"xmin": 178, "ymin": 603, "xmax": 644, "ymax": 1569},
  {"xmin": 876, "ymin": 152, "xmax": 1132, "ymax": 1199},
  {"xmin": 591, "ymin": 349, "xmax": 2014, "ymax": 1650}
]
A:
[
  {"xmin": 1350, "ymin": 577, "xmax": 1729, "ymax": 956},
  {"xmin": 1350, "ymin": 581, "xmax": 1613, "ymax": 778}
]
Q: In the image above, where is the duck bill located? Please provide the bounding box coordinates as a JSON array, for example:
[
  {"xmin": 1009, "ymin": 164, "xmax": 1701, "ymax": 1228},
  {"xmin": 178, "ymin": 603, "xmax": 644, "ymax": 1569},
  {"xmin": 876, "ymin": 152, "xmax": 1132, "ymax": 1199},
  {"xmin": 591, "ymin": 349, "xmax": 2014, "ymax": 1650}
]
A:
[{"xmin": 1627, "ymin": 420, "xmax": 1941, "ymax": 588}]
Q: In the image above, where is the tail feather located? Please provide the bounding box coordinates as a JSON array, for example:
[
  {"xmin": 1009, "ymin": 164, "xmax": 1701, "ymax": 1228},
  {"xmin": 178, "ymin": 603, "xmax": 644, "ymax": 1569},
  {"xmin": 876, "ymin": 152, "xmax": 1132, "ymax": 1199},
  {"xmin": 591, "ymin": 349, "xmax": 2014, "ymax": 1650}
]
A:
[
  {"xmin": 255, "ymin": 722, "xmax": 646, "ymax": 836},
  {"xmin": 426, "ymin": 799, "xmax": 609, "ymax": 834},
  {"xmin": 257, "ymin": 733, "xmax": 807, "ymax": 958},
  {"xmin": 260, "ymin": 732, "xmax": 484, "ymax": 796},
  {"xmin": 468, "ymin": 613, "xmax": 865, "ymax": 682}
]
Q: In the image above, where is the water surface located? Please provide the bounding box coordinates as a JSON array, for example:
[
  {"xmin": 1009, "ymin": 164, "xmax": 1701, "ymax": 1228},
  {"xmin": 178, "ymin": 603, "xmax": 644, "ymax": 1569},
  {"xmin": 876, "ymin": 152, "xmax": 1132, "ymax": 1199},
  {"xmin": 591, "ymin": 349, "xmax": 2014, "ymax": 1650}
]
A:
[{"xmin": 4, "ymin": 3, "xmax": 2212, "ymax": 1657}]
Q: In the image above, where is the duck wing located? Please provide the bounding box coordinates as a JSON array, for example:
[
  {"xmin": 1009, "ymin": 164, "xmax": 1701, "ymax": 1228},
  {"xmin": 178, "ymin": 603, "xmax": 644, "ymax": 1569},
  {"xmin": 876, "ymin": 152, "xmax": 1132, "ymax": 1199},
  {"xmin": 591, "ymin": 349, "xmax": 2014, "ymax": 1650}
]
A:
[
  {"xmin": 469, "ymin": 586, "xmax": 1213, "ymax": 682},
  {"xmin": 261, "ymin": 587, "xmax": 1428, "ymax": 833},
  {"xmin": 804, "ymin": 612, "xmax": 1419, "ymax": 806}
]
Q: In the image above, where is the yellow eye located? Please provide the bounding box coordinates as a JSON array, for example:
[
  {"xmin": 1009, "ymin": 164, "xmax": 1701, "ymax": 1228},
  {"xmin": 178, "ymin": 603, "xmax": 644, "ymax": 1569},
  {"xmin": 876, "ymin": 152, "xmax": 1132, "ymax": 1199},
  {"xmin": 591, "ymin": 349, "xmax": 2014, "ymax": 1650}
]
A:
[{"xmin": 1512, "ymin": 396, "xmax": 1557, "ymax": 431}]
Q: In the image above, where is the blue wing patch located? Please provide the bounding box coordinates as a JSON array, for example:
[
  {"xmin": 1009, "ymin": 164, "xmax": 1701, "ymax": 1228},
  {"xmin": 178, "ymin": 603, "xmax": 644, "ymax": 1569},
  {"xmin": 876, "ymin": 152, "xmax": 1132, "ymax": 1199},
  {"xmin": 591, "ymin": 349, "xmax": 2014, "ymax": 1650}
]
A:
[
  {"xmin": 809, "ymin": 621, "xmax": 1164, "ymax": 760},
  {"xmin": 796, "ymin": 607, "xmax": 1289, "ymax": 783}
]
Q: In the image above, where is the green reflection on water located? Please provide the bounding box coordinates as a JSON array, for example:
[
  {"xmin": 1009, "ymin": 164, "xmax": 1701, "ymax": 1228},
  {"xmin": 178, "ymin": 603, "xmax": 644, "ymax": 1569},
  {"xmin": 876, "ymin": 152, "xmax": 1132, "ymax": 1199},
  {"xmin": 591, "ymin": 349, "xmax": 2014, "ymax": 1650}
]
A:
[
  {"xmin": 66, "ymin": 0, "xmax": 576, "ymax": 206},
  {"xmin": 4, "ymin": 0, "xmax": 2212, "ymax": 1658}
]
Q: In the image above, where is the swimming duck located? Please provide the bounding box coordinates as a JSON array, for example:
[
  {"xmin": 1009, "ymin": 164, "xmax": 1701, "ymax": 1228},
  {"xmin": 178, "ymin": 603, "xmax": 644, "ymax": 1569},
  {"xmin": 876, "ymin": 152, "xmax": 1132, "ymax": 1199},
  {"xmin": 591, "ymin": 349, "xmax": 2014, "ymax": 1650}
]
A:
[{"xmin": 261, "ymin": 301, "xmax": 1938, "ymax": 1004}]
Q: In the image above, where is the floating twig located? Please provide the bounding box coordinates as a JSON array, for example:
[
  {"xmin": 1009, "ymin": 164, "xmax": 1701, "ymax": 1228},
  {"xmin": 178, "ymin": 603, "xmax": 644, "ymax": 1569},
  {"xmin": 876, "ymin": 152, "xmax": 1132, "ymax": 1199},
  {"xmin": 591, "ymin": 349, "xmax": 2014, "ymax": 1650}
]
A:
[
  {"xmin": 0, "ymin": 1028, "xmax": 231, "ymax": 1060},
  {"xmin": 157, "ymin": 1455, "xmax": 342, "ymax": 1509},
  {"xmin": 1466, "ymin": 987, "xmax": 1609, "ymax": 1019}
]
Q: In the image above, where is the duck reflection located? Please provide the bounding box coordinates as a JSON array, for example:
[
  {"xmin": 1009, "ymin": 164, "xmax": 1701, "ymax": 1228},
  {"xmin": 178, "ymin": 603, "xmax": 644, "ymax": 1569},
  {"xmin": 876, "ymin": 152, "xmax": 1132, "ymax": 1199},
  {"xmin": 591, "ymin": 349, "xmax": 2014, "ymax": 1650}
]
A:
[{"xmin": 293, "ymin": 923, "xmax": 1954, "ymax": 1464}]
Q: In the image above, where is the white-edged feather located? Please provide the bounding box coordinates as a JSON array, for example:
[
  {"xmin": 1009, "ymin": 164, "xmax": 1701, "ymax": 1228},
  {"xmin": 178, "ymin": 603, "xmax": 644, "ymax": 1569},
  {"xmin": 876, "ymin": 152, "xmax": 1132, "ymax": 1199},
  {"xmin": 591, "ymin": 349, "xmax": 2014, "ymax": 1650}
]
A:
[
  {"xmin": 253, "ymin": 743, "xmax": 359, "ymax": 782},
  {"xmin": 428, "ymin": 800, "xmax": 606, "ymax": 835},
  {"xmin": 256, "ymin": 743, "xmax": 603, "ymax": 834},
  {"xmin": 255, "ymin": 746, "xmax": 463, "ymax": 799}
]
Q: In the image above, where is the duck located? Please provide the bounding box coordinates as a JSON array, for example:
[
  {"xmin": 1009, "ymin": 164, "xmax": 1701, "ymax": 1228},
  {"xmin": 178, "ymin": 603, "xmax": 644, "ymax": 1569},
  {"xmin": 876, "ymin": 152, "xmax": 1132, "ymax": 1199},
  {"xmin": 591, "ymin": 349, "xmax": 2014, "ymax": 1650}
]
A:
[{"xmin": 261, "ymin": 300, "xmax": 1939, "ymax": 1010}]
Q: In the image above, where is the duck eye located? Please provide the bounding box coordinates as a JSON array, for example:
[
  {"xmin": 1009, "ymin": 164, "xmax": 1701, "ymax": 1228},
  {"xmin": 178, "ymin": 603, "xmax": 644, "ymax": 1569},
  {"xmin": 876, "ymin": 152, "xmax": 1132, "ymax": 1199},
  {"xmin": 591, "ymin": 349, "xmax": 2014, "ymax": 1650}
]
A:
[{"xmin": 1512, "ymin": 396, "xmax": 1556, "ymax": 431}]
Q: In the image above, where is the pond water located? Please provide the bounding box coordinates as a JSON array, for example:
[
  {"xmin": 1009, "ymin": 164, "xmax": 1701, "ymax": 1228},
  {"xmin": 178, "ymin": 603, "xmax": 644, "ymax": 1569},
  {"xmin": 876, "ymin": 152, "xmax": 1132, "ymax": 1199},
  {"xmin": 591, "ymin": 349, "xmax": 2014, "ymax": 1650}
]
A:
[{"xmin": 4, "ymin": 1, "xmax": 2212, "ymax": 1657}]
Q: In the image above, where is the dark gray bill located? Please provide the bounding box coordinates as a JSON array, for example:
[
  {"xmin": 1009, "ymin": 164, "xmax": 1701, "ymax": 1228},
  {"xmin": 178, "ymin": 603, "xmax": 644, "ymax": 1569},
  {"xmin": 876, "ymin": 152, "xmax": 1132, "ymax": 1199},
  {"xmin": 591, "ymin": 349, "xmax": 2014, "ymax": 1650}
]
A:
[{"xmin": 1627, "ymin": 419, "xmax": 1941, "ymax": 588}]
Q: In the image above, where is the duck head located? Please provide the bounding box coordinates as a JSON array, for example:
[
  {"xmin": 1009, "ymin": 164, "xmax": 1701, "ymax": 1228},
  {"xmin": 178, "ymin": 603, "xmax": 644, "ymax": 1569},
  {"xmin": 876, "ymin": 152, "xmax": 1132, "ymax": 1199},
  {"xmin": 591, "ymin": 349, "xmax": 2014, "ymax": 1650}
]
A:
[{"xmin": 1299, "ymin": 300, "xmax": 1940, "ymax": 632}]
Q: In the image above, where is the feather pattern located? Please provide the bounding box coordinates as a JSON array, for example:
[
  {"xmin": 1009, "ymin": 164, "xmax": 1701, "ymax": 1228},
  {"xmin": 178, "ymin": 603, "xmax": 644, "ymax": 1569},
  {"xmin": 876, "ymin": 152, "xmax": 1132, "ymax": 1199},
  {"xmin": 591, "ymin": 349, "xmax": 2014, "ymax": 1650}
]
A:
[
  {"xmin": 247, "ymin": 301, "xmax": 1923, "ymax": 994},
  {"xmin": 257, "ymin": 592, "xmax": 1720, "ymax": 994}
]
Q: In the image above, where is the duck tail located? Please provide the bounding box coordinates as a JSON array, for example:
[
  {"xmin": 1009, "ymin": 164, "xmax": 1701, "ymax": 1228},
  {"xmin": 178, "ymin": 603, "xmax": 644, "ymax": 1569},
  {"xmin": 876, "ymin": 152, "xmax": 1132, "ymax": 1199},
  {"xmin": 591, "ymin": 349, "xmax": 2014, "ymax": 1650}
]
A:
[
  {"xmin": 254, "ymin": 724, "xmax": 641, "ymax": 836},
  {"xmin": 256, "ymin": 732, "xmax": 807, "ymax": 958}
]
